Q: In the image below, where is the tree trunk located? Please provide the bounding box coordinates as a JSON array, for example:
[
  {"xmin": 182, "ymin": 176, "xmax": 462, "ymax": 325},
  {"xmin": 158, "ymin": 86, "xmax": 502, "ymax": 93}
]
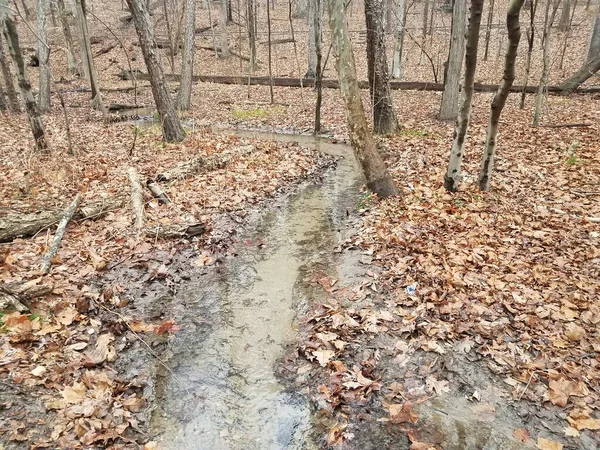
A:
[
  {"xmin": 483, "ymin": 0, "xmax": 494, "ymax": 60},
  {"xmin": 127, "ymin": 0, "xmax": 186, "ymax": 142},
  {"xmin": 314, "ymin": 0, "xmax": 322, "ymax": 131},
  {"xmin": 439, "ymin": 0, "xmax": 467, "ymax": 120},
  {"xmin": 37, "ymin": 0, "xmax": 51, "ymax": 112},
  {"xmin": 177, "ymin": 0, "xmax": 196, "ymax": 110},
  {"xmin": 295, "ymin": 0, "xmax": 308, "ymax": 17},
  {"xmin": 587, "ymin": 5, "xmax": 600, "ymax": 62},
  {"xmin": 444, "ymin": 0, "xmax": 483, "ymax": 192},
  {"xmin": 74, "ymin": 0, "xmax": 106, "ymax": 112},
  {"xmin": 519, "ymin": 0, "xmax": 537, "ymax": 109},
  {"xmin": 558, "ymin": 0, "xmax": 571, "ymax": 31},
  {"xmin": 56, "ymin": 0, "xmax": 78, "ymax": 75},
  {"xmin": 391, "ymin": 0, "xmax": 405, "ymax": 79},
  {"xmin": 364, "ymin": 0, "xmax": 398, "ymax": 133},
  {"xmin": 2, "ymin": 16, "xmax": 49, "ymax": 151},
  {"xmin": 0, "ymin": 77, "xmax": 6, "ymax": 110},
  {"xmin": 220, "ymin": 0, "xmax": 229, "ymax": 57},
  {"xmin": 306, "ymin": 0, "xmax": 320, "ymax": 78},
  {"xmin": 326, "ymin": 0, "xmax": 399, "ymax": 197},
  {"xmin": 247, "ymin": 0, "xmax": 257, "ymax": 71},
  {"xmin": 558, "ymin": 55, "xmax": 600, "ymax": 92},
  {"xmin": 478, "ymin": 0, "xmax": 525, "ymax": 191},
  {"xmin": 0, "ymin": 33, "xmax": 20, "ymax": 112},
  {"xmin": 533, "ymin": 0, "xmax": 559, "ymax": 125}
]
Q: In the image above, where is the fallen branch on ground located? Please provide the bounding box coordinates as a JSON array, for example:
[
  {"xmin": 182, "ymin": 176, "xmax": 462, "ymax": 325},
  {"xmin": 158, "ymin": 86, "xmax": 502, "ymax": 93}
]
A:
[
  {"xmin": 40, "ymin": 193, "xmax": 82, "ymax": 274},
  {"xmin": 538, "ymin": 123, "xmax": 593, "ymax": 128},
  {"xmin": 0, "ymin": 280, "xmax": 53, "ymax": 312},
  {"xmin": 146, "ymin": 179, "xmax": 171, "ymax": 204},
  {"xmin": 127, "ymin": 168, "xmax": 145, "ymax": 237}
]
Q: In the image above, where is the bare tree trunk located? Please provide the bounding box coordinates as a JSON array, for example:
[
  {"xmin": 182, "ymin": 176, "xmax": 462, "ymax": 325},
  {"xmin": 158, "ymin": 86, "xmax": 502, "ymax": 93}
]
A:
[
  {"xmin": 558, "ymin": 55, "xmax": 600, "ymax": 92},
  {"xmin": 558, "ymin": 0, "xmax": 571, "ymax": 31},
  {"xmin": 364, "ymin": 0, "xmax": 398, "ymax": 133},
  {"xmin": 287, "ymin": 0, "xmax": 305, "ymax": 110},
  {"xmin": 314, "ymin": 0, "xmax": 322, "ymax": 131},
  {"xmin": 420, "ymin": 0, "xmax": 430, "ymax": 62},
  {"xmin": 587, "ymin": 5, "xmax": 600, "ymax": 62},
  {"xmin": 0, "ymin": 77, "xmax": 6, "ymax": 110},
  {"xmin": 37, "ymin": 0, "xmax": 51, "ymax": 112},
  {"xmin": 2, "ymin": 16, "xmax": 49, "ymax": 151},
  {"xmin": 127, "ymin": 0, "xmax": 186, "ymax": 142},
  {"xmin": 479, "ymin": 0, "xmax": 525, "ymax": 191},
  {"xmin": 519, "ymin": 0, "xmax": 537, "ymax": 109},
  {"xmin": 162, "ymin": 0, "xmax": 176, "ymax": 71},
  {"xmin": 295, "ymin": 0, "xmax": 308, "ymax": 17},
  {"xmin": 177, "ymin": 0, "xmax": 196, "ymax": 110},
  {"xmin": 391, "ymin": 0, "xmax": 405, "ymax": 78},
  {"xmin": 483, "ymin": 0, "xmax": 494, "ymax": 60},
  {"xmin": 0, "ymin": 33, "xmax": 20, "ymax": 112},
  {"xmin": 74, "ymin": 0, "xmax": 106, "ymax": 112},
  {"xmin": 533, "ymin": 0, "xmax": 559, "ymax": 125},
  {"xmin": 558, "ymin": 0, "xmax": 578, "ymax": 69},
  {"xmin": 306, "ymin": 0, "xmax": 320, "ymax": 77},
  {"xmin": 444, "ymin": 0, "xmax": 483, "ymax": 192},
  {"xmin": 267, "ymin": 0, "xmax": 274, "ymax": 103},
  {"xmin": 247, "ymin": 0, "xmax": 257, "ymax": 71},
  {"xmin": 327, "ymin": 0, "xmax": 399, "ymax": 197},
  {"xmin": 56, "ymin": 0, "xmax": 78, "ymax": 75},
  {"xmin": 220, "ymin": 0, "xmax": 229, "ymax": 57},
  {"xmin": 439, "ymin": 0, "xmax": 467, "ymax": 120}
]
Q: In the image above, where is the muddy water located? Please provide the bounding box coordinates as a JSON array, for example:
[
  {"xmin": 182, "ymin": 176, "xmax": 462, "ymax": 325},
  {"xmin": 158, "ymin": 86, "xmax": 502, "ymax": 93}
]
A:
[{"xmin": 150, "ymin": 131, "xmax": 364, "ymax": 449}]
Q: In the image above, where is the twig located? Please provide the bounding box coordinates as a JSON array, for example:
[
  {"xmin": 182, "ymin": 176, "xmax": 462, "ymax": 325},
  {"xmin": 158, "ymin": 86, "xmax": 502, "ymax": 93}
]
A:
[
  {"xmin": 517, "ymin": 371, "xmax": 536, "ymax": 401},
  {"xmin": 538, "ymin": 123, "xmax": 593, "ymax": 128},
  {"xmin": 40, "ymin": 193, "xmax": 82, "ymax": 273}
]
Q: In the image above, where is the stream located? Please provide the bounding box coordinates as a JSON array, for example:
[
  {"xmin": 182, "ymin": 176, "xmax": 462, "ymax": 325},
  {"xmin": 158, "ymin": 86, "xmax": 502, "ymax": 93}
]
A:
[{"xmin": 148, "ymin": 131, "xmax": 365, "ymax": 449}]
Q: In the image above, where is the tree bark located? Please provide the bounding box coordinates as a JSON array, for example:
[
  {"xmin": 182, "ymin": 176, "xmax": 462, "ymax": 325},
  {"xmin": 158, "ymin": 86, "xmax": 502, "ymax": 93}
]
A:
[
  {"xmin": 177, "ymin": 0, "xmax": 196, "ymax": 110},
  {"xmin": 314, "ymin": 0, "xmax": 322, "ymax": 131},
  {"xmin": 533, "ymin": 0, "xmax": 559, "ymax": 125},
  {"xmin": 444, "ymin": 0, "xmax": 483, "ymax": 192},
  {"xmin": 127, "ymin": 0, "xmax": 186, "ymax": 142},
  {"xmin": 74, "ymin": 0, "xmax": 106, "ymax": 112},
  {"xmin": 326, "ymin": 0, "xmax": 398, "ymax": 197},
  {"xmin": 483, "ymin": 0, "xmax": 494, "ymax": 60},
  {"xmin": 220, "ymin": 0, "xmax": 229, "ymax": 57},
  {"xmin": 306, "ymin": 0, "xmax": 320, "ymax": 78},
  {"xmin": 2, "ymin": 16, "xmax": 49, "ymax": 151},
  {"xmin": 56, "ymin": 0, "xmax": 78, "ymax": 75},
  {"xmin": 0, "ymin": 32, "xmax": 20, "ymax": 112},
  {"xmin": 295, "ymin": 0, "xmax": 308, "ymax": 17},
  {"xmin": 557, "ymin": 55, "xmax": 600, "ymax": 92},
  {"xmin": 247, "ymin": 0, "xmax": 257, "ymax": 71},
  {"xmin": 439, "ymin": 0, "xmax": 467, "ymax": 120},
  {"xmin": 37, "ymin": 0, "xmax": 51, "ymax": 112},
  {"xmin": 519, "ymin": 0, "xmax": 537, "ymax": 109},
  {"xmin": 0, "ymin": 77, "xmax": 6, "ymax": 110},
  {"xmin": 391, "ymin": 0, "xmax": 405, "ymax": 79},
  {"xmin": 558, "ymin": 0, "xmax": 571, "ymax": 31},
  {"xmin": 478, "ymin": 0, "xmax": 525, "ymax": 191},
  {"xmin": 364, "ymin": 0, "xmax": 398, "ymax": 133},
  {"xmin": 587, "ymin": 5, "xmax": 600, "ymax": 62}
]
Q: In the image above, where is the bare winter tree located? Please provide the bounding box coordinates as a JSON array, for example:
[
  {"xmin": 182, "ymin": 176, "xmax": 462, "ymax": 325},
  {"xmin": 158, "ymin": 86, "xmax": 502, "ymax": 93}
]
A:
[
  {"xmin": 444, "ymin": 0, "xmax": 484, "ymax": 192},
  {"xmin": 1, "ymin": 12, "xmax": 49, "ymax": 151},
  {"xmin": 37, "ymin": 0, "xmax": 50, "ymax": 112},
  {"xmin": 220, "ymin": 0, "xmax": 229, "ymax": 57},
  {"xmin": 364, "ymin": 0, "xmax": 398, "ymax": 133},
  {"xmin": 587, "ymin": 5, "xmax": 599, "ymax": 62},
  {"xmin": 479, "ymin": 0, "xmax": 525, "ymax": 191},
  {"xmin": 306, "ymin": 0, "xmax": 321, "ymax": 78},
  {"xmin": 327, "ymin": 0, "xmax": 399, "ymax": 197},
  {"xmin": 0, "ymin": 32, "xmax": 20, "ymax": 111},
  {"xmin": 247, "ymin": 0, "xmax": 257, "ymax": 71},
  {"xmin": 177, "ymin": 0, "xmax": 196, "ymax": 110},
  {"xmin": 127, "ymin": 0, "xmax": 186, "ymax": 142},
  {"xmin": 439, "ymin": 0, "xmax": 467, "ymax": 120},
  {"xmin": 74, "ymin": 0, "xmax": 105, "ymax": 112},
  {"xmin": 56, "ymin": 0, "xmax": 77, "ymax": 75},
  {"xmin": 391, "ymin": 0, "xmax": 405, "ymax": 78}
]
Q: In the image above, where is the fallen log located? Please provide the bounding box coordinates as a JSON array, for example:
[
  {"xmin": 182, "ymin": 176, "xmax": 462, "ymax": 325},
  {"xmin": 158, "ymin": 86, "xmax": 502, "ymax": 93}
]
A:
[
  {"xmin": 127, "ymin": 168, "xmax": 145, "ymax": 237},
  {"xmin": 557, "ymin": 55, "xmax": 600, "ymax": 94},
  {"xmin": 195, "ymin": 21, "xmax": 218, "ymax": 34},
  {"xmin": 261, "ymin": 37, "xmax": 295, "ymax": 45},
  {"xmin": 40, "ymin": 194, "xmax": 82, "ymax": 273},
  {"xmin": 146, "ymin": 179, "xmax": 171, "ymax": 204},
  {"xmin": 0, "ymin": 279, "xmax": 53, "ymax": 311},
  {"xmin": 156, "ymin": 144, "xmax": 254, "ymax": 182},
  {"xmin": 94, "ymin": 42, "xmax": 117, "ymax": 57},
  {"xmin": 196, "ymin": 44, "xmax": 252, "ymax": 62},
  {"xmin": 144, "ymin": 223, "xmax": 205, "ymax": 239}
]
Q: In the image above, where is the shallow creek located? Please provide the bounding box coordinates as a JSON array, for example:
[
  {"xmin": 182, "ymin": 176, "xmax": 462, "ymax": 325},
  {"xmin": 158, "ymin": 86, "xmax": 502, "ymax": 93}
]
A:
[{"xmin": 149, "ymin": 131, "xmax": 364, "ymax": 449}]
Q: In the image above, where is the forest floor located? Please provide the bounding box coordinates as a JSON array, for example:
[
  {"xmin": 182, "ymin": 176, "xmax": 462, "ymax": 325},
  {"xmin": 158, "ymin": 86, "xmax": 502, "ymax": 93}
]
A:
[{"xmin": 1, "ymin": 1, "xmax": 600, "ymax": 448}]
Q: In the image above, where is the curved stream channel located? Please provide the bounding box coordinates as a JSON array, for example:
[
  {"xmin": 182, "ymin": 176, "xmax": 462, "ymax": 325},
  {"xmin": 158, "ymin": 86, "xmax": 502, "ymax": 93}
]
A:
[{"xmin": 149, "ymin": 130, "xmax": 364, "ymax": 449}]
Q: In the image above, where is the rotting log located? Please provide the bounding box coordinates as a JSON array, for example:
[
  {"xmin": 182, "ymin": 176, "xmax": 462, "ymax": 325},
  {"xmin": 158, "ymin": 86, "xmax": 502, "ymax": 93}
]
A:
[
  {"xmin": 127, "ymin": 167, "xmax": 145, "ymax": 237},
  {"xmin": 40, "ymin": 193, "xmax": 82, "ymax": 273},
  {"xmin": 144, "ymin": 223, "xmax": 205, "ymax": 239},
  {"xmin": 146, "ymin": 179, "xmax": 171, "ymax": 204},
  {"xmin": 116, "ymin": 72, "xmax": 600, "ymax": 94}
]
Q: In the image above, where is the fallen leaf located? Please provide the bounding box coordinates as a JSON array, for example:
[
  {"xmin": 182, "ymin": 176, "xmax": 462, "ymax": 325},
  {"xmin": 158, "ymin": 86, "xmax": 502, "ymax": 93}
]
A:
[
  {"xmin": 155, "ymin": 320, "xmax": 180, "ymax": 335},
  {"xmin": 564, "ymin": 323, "xmax": 585, "ymax": 341},
  {"xmin": 513, "ymin": 428, "xmax": 530, "ymax": 442},
  {"xmin": 425, "ymin": 376, "xmax": 449, "ymax": 395},
  {"xmin": 313, "ymin": 349, "xmax": 334, "ymax": 367},
  {"xmin": 536, "ymin": 437, "xmax": 563, "ymax": 450},
  {"xmin": 62, "ymin": 382, "xmax": 86, "ymax": 404},
  {"xmin": 83, "ymin": 334, "xmax": 114, "ymax": 367},
  {"xmin": 30, "ymin": 366, "xmax": 46, "ymax": 377}
]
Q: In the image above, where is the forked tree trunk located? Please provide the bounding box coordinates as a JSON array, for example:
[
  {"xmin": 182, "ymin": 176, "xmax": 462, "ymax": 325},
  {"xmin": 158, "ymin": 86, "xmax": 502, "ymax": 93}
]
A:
[
  {"xmin": 391, "ymin": 0, "xmax": 405, "ymax": 79},
  {"xmin": 127, "ymin": 0, "xmax": 186, "ymax": 142},
  {"xmin": 444, "ymin": 0, "xmax": 484, "ymax": 192},
  {"xmin": 2, "ymin": 16, "xmax": 49, "ymax": 151},
  {"xmin": 326, "ymin": 0, "xmax": 399, "ymax": 197},
  {"xmin": 37, "ymin": 0, "xmax": 51, "ymax": 112},
  {"xmin": 364, "ymin": 0, "xmax": 398, "ymax": 133},
  {"xmin": 587, "ymin": 6, "xmax": 600, "ymax": 62},
  {"xmin": 177, "ymin": 0, "xmax": 196, "ymax": 110},
  {"xmin": 74, "ymin": 0, "xmax": 105, "ymax": 112},
  {"xmin": 439, "ymin": 0, "xmax": 467, "ymax": 120},
  {"xmin": 56, "ymin": 0, "xmax": 78, "ymax": 75},
  {"xmin": 220, "ymin": 0, "xmax": 229, "ymax": 57},
  {"xmin": 478, "ymin": 0, "xmax": 525, "ymax": 191},
  {"xmin": 0, "ymin": 33, "xmax": 20, "ymax": 112}
]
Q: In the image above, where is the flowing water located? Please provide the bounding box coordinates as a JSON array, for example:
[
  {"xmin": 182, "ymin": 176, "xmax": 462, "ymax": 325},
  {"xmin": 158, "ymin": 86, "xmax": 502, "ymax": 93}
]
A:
[{"xmin": 149, "ymin": 131, "xmax": 365, "ymax": 449}]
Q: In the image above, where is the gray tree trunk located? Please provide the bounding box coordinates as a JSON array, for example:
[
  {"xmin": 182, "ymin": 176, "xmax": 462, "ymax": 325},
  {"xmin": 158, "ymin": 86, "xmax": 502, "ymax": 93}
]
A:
[
  {"xmin": 74, "ymin": 0, "xmax": 105, "ymax": 111},
  {"xmin": 391, "ymin": 0, "xmax": 406, "ymax": 78},
  {"xmin": 558, "ymin": 0, "xmax": 571, "ymax": 31},
  {"xmin": 127, "ymin": 0, "xmax": 186, "ymax": 142},
  {"xmin": 587, "ymin": 6, "xmax": 600, "ymax": 61},
  {"xmin": 37, "ymin": 0, "xmax": 51, "ymax": 112},
  {"xmin": 220, "ymin": 0, "xmax": 229, "ymax": 57},
  {"xmin": 306, "ymin": 0, "xmax": 321, "ymax": 78},
  {"xmin": 56, "ymin": 0, "xmax": 78, "ymax": 75},
  {"xmin": 439, "ymin": 0, "xmax": 467, "ymax": 120},
  {"xmin": 0, "ymin": 32, "xmax": 20, "ymax": 112},
  {"xmin": 0, "ymin": 77, "xmax": 6, "ymax": 110},
  {"xmin": 177, "ymin": 0, "xmax": 196, "ymax": 110},
  {"xmin": 479, "ymin": 0, "xmax": 525, "ymax": 191},
  {"xmin": 247, "ymin": 0, "xmax": 257, "ymax": 71},
  {"xmin": 2, "ymin": 15, "xmax": 49, "ymax": 151},
  {"xmin": 533, "ymin": 0, "xmax": 559, "ymax": 125},
  {"xmin": 558, "ymin": 54, "xmax": 600, "ymax": 92},
  {"xmin": 326, "ymin": 0, "xmax": 399, "ymax": 197},
  {"xmin": 295, "ymin": 0, "xmax": 308, "ymax": 17},
  {"xmin": 364, "ymin": 0, "xmax": 399, "ymax": 133},
  {"xmin": 444, "ymin": 0, "xmax": 483, "ymax": 192}
]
